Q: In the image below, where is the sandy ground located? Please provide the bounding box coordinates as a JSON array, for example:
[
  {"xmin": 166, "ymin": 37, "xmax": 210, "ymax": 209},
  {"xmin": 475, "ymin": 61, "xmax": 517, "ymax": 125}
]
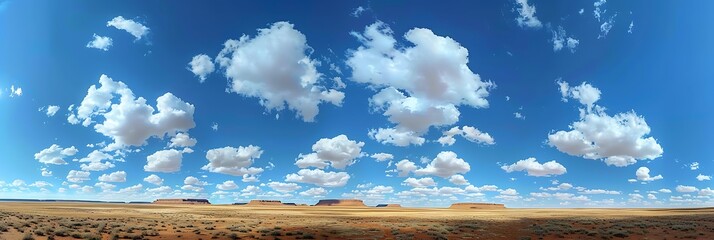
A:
[{"xmin": 1, "ymin": 202, "xmax": 713, "ymax": 239}]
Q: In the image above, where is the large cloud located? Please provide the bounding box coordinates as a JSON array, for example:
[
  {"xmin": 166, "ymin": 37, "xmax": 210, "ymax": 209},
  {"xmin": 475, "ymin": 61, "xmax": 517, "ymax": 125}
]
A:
[
  {"xmin": 414, "ymin": 151, "xmax": 470, "ymax": 178},
  {"xmin": 68, "ymin": 75, "xmax": 196, "ymax": 150},
  {"xmin": 501, "ymin": 157, "xmax": 567, "ymax": 177},
  {"xmin": 34, "ymin": 144, "xmax": 78, "ymax": 165},
  {"xmin": 203, "ymin": 145, "xmax": 264, "ymax": 176},
  {"xmin": 295, "ymin": 135, "xmax": 364, "ymax": 169},
  {"xmin": 548, "ymin": 81, "xmax": 663, "ymax": 167},
  {"xmin": 215, "ymin": 21, "xmax": 344, "ymax": 122},
  {"xmin": 107, "ymin": 16, "xmax": 149, "ymax": 40},
  {"xmin": 347, "ymin": 21, "xmax": 493, "ymax": 146},
  {"xmin": 145, "ymin": 149, "xmax": 183, "ymax": 173},
  {"xmin": 285, "ymin": 169, "xmax": 350, "ymax": 187}
]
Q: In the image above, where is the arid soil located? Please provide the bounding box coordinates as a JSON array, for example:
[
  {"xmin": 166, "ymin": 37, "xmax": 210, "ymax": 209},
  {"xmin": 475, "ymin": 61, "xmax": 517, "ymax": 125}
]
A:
[{"xmin": 1, "ymin": 202, "xmax": 713, "ymax": 239}]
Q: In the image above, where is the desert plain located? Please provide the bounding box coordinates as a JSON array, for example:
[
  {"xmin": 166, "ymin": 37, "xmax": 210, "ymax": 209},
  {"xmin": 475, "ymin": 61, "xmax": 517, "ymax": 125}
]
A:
[{"xmin": 1, "ymin": 202, "xmax": 713, "ymax": 240}]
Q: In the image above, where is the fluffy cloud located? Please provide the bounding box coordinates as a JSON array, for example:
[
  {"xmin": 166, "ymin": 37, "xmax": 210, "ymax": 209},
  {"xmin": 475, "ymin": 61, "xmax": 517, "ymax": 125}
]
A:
[
  {"xmin": 216, "ymin": 180, "xmax": 238, "ymax": 191},
  {"xmin": 66, "ymin": 170, "xmax": 90, "ymax": 183},
  {"xmin": 203, "ymin": 145, "xmax": 264, "ymax": 176},
  {"xmin": 295, "ymin": 135, "xmax": 364, "ymax": 169},
  {"xmin": 299, "ymin": 187, "xmax": 327, "ymax": 197},
  {"xmin": 215, "ymin": 21, "xmax": 344, "ymax": 122},
  {"xmin": 41, "ymin": 168, "xmax": 52, "ymax": 177},
  {"xmin": 501, "ymin": 157, "xmax": 567, "ymax": 177},
  {"xmin": 347, "ymin": 21, "xmax": 493, "ymax": 146},
  {"xmin": 145, "ymin": 149, "xmax": 183, "ymax": 173},
  {"xmin": 697, "ymin": 174, "xmax": 711, "ymax": 181},
  {"xmin": 187, "ymin": 54, "xmax": 215, "ymax": 82},
  {"xmin": 78, "ymin": 150, "xmax": 115, "ymax": 171},
  {"xmin": 368, "ymin": 128, "xmax": 425, "ymax": 147},
  {"xmin": 107, "ymin": 16, "xmax": 149, "ymax": 40},
  {"xmin": 415, "ymin": 151, "xmax": 470, "ymax": 178},
  {"xmin": 549, "ymin": 81, "xmax": 663, "ymax": 167},
  {"xmin": 29, "ymin": 181, "xmax": 52, "ymax": 188},
  {"xmin": 169, "ymin": 132, "xmax": 197, "ymax": 148},
  {"xmin": 675, "ymin": 185, "xmax": 699, "ymax": 193},
  {"xmin": 635, "ymin": 167, "xmax": 663, "ymax": 182},
  {"xmin": 437, "ymin": 126, "xmax": 494, "ymax": 146},
  {"xmin": 676, "ymin": 185, "xmax": 698, "ymax": 193},
  {"xmin": 143, "ymin": 174, "xmax": 163, "ymax": 186},
  {"xmin": 184, "ymin": 176, "xmax": 208, "ymax": 186},
  {"xmin": 98, "ymin": 171, "xmax": 126, "ymax": 182},
  {"xmin": 448, "ymin": 174, "xmax": 469, "ymax": 185},
  {"xmin": 395, "ymin": 159, "xmax": 418, "ymax": 177},
  {"xmin": 370, "ymin": 153, "xmax": 394, "ymax": 162},
  {"xmin": 403, "ymin": 177, "xmax": 437, "ymax": 188},
  {"xmin": 285, "ymin": 169, "xmax": 350, "ymax": 187},
  {"xmin": 515, "ymin": 0, "xmax": 542, "ymax": 29},
  {"xmin": 267, "ymin": 182, "xmax": 302, "ymax": 193},
  {"xmin": 34, "ymin": 144, "xmax": 78, "ymax": 165},
  {"xmin": 69, "ymin": 75, "xmax": 196, "ymax": 150},
  {"xmin": 45, "ymin": 105, "xmax": 60, "ymax": 117},
  {"xmin": 551, "ymin": 26, "xmax": 578, "ymax": 53},
  {"xmin": 86, "ymin": 34, "xmax": 113, "ymax": 51}
]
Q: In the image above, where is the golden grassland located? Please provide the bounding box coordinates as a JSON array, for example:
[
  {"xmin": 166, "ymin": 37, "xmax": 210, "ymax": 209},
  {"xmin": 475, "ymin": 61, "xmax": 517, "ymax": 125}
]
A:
[{"xmin": 0, "ymin": 202, "xmax": 713, "ymax": 239}]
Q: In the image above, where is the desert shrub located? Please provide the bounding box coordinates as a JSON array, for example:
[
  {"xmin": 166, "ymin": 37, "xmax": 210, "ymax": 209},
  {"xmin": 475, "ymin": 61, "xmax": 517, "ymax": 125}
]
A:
[
  {"xmin": 71, "ymin": 232, "xmax": 83, "ymax": 238},
  {"xmin": 83, "ymin": 233, "xmax": 102, "ymax": 240},
  {"xmin": 21, "ymin": 232, "xmax": 34, "ymax": 240},
  {"xmin": 0, "ymin": 224, "xmax": 7, "ymax": 232},
  {"xmin": 228, "ymin": 233, "xmax": 239, "ymax": 240}
]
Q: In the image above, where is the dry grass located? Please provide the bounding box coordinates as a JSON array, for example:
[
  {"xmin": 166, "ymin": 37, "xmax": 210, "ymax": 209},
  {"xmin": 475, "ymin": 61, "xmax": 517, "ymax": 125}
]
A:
[{"xmin": 0, "ymin": 203, "xmax": 712, "ymax": 239}]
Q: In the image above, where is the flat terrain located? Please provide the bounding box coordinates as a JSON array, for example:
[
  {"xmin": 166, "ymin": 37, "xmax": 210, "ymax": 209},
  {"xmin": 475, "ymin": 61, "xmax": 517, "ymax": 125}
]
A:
[{"xmin": 1, "ymin": 202, "xmax": 713, "ymax": 239}]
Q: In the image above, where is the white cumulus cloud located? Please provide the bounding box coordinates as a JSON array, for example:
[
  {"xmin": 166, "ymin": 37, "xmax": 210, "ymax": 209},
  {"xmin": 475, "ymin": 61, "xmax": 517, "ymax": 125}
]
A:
[
  {"xmin": 145, "ymin": 149, "xmax": 183, "ymax": 173},
  {"xmin": 203, "ymin": 145, "xmax": 264, "ymax": 176},
  {"xmin": 187, "ymin": 54, "xmax": 215, "ymax": 83},
  {"xmin": 86, "ymin": 34, "xmax": 113, "ymax": 51},
  {"xmin": 216, "ymin": 180, "xmax": 238, "ymax": 191},
  {"xmin": 66, "ymin": 170, "xmax": 90, "ymax": 183},
  {"xmin": 107, "ymin": 16, "xmax": 149, "ymax": 40},
  {"xmin": 68, "ymin": 75, "xmax": 196, "ymax": 150},
  {"xmin": 549, "ymin": 81, "xmax": 663, "ymax": 167},
  {"xmin": 347, "ymin": 21, "xmax": 493, "ymax": 146},
  {"xmin": 285, "ymin": 169, "xmax": 350, "ymax": 187},
  {"xmin": 98, "ymin": 171, "xmax": 126, "ymax": 182},
  {"xmin": 295, "ymin": 135, "xmax": 364, "ymax": 169},
  {"xmin": 501, "ymin": 157, "xmax": 567, "ymax": 177},
  {"xmin": 34, "ymin": 144, "xmax": 78, "ymax": 165},
  {"xmin": 414, "ymin": 151, "xmax": 470, "ymax": 178},
  {"xmin": 215, "ymin": 21, "xmax": 344, "ymax": 122},
  {"xmin": 437, "ymin": 125, "xmax": 494, "ymax": 146},
  {"xmin": 635, "ymin": 167, "xmax": 663, "ymax": 182},
  {"xmin": 143, "ymin": 174, "xmax": 163, "ymax": 186}
]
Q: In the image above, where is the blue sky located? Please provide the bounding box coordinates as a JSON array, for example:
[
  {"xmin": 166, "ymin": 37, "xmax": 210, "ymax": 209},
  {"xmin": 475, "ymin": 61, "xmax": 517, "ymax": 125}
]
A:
[{"xmin": 1, "ymin": 0, "xmax": 713, "ymax": 207}]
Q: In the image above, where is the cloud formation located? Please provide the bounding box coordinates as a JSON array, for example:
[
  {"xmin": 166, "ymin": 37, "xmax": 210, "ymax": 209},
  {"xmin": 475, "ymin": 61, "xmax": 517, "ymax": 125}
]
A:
[
  {"xmin": 348, "ymin": 21, "xmax": 493, "ymax": 146},
  {"xmin": 549, "ymin": 81, "xmax": 663, "ymax": 167},
  {"xmin": 501, "ymin": 158, "xmax": 567, "ymax": 177},
  {"xmin": 215, "ymin": 21, "xmax": 344, "ymax": 122},
  {"xmin": 107, "ymin": 16, "xmax": 149, "ymax": 40}
]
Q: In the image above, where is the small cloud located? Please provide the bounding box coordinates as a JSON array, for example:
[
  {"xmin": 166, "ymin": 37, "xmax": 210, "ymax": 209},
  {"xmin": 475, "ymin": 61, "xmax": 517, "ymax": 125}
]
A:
[{"xmin": 86, "ymin": 34, "xmax": 113, "ymax": 51}]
